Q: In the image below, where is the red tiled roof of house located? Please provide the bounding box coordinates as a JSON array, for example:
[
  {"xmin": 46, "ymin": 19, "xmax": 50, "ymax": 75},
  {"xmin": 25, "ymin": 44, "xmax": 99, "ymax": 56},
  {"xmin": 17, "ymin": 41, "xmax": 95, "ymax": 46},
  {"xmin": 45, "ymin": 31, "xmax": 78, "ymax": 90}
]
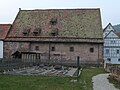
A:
[{"xmin": 0, "ymin": 24, "xmax": 11, "ymax": 40}]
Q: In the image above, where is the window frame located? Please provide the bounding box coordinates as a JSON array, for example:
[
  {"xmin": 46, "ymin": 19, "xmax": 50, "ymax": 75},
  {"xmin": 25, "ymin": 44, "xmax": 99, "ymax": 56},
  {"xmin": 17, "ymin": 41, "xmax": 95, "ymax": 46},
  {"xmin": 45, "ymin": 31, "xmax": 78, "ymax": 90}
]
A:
[
  {"xmin": 117, "ymin": 50, "xmax": 119, "ymax": 54},
  {"xmin": 90, "ymin": 48, "xmax": 94, "ymax": 53},
  {"xmin": 51, "ymin": 46, "xmax": 55, "ymax": 51},
  {"xmin": 35, "ymin": 46, "xmax": 39, "ymax": 51},
  {"xmin": 70, "ymin": 47, "xmax": 74, "ymax": 52},
  {"xmin": 106, "ymin": 49, "xmax": 109, "ymax": 54},
  {"xmin": 107, "ymin": 58, "xmax": 111, "ymax": 62},
  {"xmin": 118, "ymin": 58, "xmax": 120, "ymax": 62},
  {"xmin": 50, "ymin": 18, "xmax": 57, "ymax": 25}
]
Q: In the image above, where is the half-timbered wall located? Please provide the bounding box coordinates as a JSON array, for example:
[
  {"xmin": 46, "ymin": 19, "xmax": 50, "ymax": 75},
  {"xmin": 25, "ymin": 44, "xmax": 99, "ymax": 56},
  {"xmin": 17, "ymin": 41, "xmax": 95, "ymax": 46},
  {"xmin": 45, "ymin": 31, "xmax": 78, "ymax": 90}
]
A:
[{"xmin": 104, "ymin": 23, "xmax": 120, "ymax": 64}]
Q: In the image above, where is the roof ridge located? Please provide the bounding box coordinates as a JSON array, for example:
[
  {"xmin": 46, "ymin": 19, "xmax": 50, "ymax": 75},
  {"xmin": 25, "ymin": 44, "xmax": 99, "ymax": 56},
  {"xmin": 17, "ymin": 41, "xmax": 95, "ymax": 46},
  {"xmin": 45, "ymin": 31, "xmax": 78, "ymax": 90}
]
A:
[{"xmin": 20, "ymin": 8, "xmax": 100, "ymax": 11}]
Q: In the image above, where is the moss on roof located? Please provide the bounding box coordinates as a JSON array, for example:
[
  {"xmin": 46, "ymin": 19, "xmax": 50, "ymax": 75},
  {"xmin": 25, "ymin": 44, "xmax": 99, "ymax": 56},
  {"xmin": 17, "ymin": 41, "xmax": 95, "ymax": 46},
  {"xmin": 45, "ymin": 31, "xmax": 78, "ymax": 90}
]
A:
[{"xmin": 7, "ymin": 9, "xmax": 103, "ymax": 39}]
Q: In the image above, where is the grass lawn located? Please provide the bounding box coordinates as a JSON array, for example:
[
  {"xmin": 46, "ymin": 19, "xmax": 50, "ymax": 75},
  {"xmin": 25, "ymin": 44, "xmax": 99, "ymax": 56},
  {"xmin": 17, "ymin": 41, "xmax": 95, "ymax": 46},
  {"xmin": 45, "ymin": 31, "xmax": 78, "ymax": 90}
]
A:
[{"xmin": 0, "ymin": 68, "xmax": 106, "ymax": 90}]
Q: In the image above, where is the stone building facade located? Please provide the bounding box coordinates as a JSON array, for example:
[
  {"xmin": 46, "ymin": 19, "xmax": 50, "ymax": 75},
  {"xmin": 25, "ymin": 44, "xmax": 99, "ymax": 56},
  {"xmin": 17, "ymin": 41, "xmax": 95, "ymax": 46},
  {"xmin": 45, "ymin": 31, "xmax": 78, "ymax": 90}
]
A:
[{"xmin": 4, "ymin": 8, "xmax": 103, "ymax": 64}]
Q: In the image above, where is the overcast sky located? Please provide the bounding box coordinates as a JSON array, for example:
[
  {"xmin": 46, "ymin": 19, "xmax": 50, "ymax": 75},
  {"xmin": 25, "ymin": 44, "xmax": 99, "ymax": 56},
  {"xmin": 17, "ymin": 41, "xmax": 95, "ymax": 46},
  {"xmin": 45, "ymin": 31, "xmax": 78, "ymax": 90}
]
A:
[{"xmin": 0, "ymin": 0, "xmax": 120, "ymax": 27}]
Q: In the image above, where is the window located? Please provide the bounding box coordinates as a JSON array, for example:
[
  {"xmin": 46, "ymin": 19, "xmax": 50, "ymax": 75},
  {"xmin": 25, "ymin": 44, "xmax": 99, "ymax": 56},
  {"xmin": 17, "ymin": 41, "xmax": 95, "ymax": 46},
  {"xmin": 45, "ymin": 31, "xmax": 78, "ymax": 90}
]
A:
[
  {"xmin": 108, "ymin": 25, "xmax": 111, "ymax": 29},
  {"xmin": 105, "ymin": 33, "xmax": 107, "ymax": 36},
  {"xmin": 90, "ymin": 48, "xmax": 94, "ymax": 53},
  {"xmin": 106, "ymin": 49, "xmax": 109, "ymax": 54},
  {"xmin": 50, "ymin": 18, "xmax": 57, "ymax": 25},
  {"xmin": 51, "ymin": 46, "xmax": 55, "ymax": 51},
  {"xmin": 117, "ymin": 50, "xmax": 119, "ymax": 54},
  {"xmin": 110, "ymin": 40, "xmax": 115, "ymax": 44},
  {"xmin": 35, "ymin": 46, "xmax": 39, "ymax": 51},
  {"xmin": 33, "ymin": 28, "xmax": 41, "ymax": 36},
  {"xmin": 107, "ymin": 58, "xmax": 111, "ymax": 62},
  {"xmin": 118, "ymin": 59, "xmax": 120, "ymax": 62},
  {"xmin": 51, "ymin": 28, "xmax": 58, "ymax": 36},
  {"xmin": 70, "ymin": 47, "xmax": 74, "ymax": 52},
  {"xmin": 23, "ymin": 28, "xmax": 30, "ymax": 36}
]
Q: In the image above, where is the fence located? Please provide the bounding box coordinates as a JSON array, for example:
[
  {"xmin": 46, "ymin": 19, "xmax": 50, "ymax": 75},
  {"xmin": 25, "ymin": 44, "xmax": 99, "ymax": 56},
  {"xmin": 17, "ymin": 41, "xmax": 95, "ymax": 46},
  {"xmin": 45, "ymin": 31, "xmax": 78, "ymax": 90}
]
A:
[
  {"xmin": 105, "ymin": 63, "xmax": 120, "ymax": 78},
  {"xmin": 0, "ymin": 58, "xmax": 100, "ymax": 72}
]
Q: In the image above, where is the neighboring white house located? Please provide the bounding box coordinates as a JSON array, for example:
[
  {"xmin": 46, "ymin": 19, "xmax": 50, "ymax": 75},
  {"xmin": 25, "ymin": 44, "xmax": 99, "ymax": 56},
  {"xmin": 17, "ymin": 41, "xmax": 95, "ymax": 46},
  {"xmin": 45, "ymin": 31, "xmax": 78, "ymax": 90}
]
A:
[{"xmin": 104, "ymin": 23, "xmax": 120, "ymax": 64}]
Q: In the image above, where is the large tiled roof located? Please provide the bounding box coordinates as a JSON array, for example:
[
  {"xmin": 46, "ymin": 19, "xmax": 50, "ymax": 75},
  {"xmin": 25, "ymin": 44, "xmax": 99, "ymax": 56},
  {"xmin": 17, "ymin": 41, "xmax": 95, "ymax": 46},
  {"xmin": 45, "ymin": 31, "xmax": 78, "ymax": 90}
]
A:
[
  {"xmin": 6, "ymin": 8, "xmax": 103, "ymax": 42},
  {"xmin": 0, "ymin": 24, "xmax": 11, "ymax": 40}
]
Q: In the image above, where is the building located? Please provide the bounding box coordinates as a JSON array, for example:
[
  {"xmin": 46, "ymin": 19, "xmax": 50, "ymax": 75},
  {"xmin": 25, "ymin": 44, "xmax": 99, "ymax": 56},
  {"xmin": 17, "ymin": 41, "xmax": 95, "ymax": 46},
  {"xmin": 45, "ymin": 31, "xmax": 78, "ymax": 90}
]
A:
[
  {"xmin": 4, "ymin": 8, "xmax": 103, "ymax": 64},
  {"xmin": 0, "ymin": 24, "xmax": 11, "ymax": 58},
  {"xmin": 104, "ymin": 23, "xmax": 120, "ymax": 64}
]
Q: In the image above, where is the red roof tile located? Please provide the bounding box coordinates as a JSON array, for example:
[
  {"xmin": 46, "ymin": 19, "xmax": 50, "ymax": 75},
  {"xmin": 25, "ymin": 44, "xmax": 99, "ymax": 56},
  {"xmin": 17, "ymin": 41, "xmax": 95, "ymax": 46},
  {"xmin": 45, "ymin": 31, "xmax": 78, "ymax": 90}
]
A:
[{"xmin": 0, "ymin": 24, "xmax": 11, "ymax": 40}]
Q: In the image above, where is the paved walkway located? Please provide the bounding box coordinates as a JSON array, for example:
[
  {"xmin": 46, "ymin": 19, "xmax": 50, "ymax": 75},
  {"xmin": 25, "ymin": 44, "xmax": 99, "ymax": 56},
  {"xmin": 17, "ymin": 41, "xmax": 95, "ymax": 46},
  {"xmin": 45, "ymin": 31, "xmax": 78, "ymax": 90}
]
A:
[
  {"xmin": 92, "ymin": 74, "xmax": 120, "ymax": 90},
  {"xmin": 66, "ymin": 68, "xmax": 77, "ymax": 76}
]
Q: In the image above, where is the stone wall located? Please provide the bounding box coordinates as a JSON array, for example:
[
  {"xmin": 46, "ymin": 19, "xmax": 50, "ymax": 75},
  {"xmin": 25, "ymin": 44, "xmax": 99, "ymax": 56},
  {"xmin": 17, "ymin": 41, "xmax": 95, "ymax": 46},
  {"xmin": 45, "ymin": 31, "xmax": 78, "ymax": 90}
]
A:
[
  {"xmin": 3, "ymin": 42, "xmax": 30, "ymax": 59},
  {"xmin": 3, "ymin": 41, "xmax": 103, "ymax": 64}
]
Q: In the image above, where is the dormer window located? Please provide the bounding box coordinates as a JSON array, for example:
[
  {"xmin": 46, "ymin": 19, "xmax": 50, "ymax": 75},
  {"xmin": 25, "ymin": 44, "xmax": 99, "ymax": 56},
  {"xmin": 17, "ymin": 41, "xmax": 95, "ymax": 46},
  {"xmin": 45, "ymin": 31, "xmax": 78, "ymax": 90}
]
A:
[
  {"xmin": 51, "ymin": 28, "xmax": 58, "ymax": 36},
  {"xmin": 50, "ymin": 18, "xmax": 57, "ymax": 25},
  {"xmin": 33, "ymin": 28, "xmax": 41, "ymax": 36},
  {"xmin": 23, "ymin": 28, "xmax": 30, "ymax": 36}
]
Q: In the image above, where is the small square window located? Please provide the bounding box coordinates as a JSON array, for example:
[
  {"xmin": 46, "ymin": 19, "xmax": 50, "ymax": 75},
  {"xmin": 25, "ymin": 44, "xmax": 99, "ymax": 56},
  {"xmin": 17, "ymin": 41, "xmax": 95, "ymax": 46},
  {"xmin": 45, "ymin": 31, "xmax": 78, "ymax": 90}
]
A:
[
  {"xmin": 118, "ymin": 59, "xmax": 120, "ymax": 62},
  {"xmin": 50, "ymin": 18, "xmax": 57, "ymax": 25},
  {"xmin": 90, "ymin": 48, "xmax": 94, "ymax": 53},
  {"xmin": 117, "ymin": 50, "xmax": 119, "ymax": 54},
  {"xmin": 106, "ymin": 49, "xmax": 109, "ymax": 54},
  {"xmin": 111, "ymin": 40, "xmax": 115, "ymax": 44},
  {"xmin": 107, "ymin": 58, "xmax": 111, "ymax": 61},
  {"xmin": 70, "ymin": 47, "xmax": 74, "ymax": 52},
  {"xmin": 35, "ymin": 46, "xmax": 39, "ymax": 51},
  {"xmin": 51, "ymin": 46, "xmax": 55, "ymax": 51}
]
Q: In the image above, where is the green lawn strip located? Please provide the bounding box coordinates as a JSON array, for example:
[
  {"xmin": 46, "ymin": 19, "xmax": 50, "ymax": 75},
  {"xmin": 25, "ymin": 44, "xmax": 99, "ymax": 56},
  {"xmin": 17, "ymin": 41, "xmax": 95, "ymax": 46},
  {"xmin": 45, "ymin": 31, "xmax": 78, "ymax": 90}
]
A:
[
  {"xmin": 0, "ymin": 68, "xmax": 106, "ymax": 90},
  {"xmin": 0, "ymin": 74, "xmax": 82, "ymax": 90}
]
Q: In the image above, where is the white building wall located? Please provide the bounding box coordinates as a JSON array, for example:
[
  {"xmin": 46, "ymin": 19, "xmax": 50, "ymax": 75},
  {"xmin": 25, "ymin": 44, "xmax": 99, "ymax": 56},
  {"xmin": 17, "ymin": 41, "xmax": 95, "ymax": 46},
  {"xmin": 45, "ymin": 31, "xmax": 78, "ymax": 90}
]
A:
[
  {"xmin": 0, "ymin": 41, "xmax": 3, "ymax": 58},
  {"xmin": 104, "ymin": 26, "xmax": 120, "ymax": 64}
]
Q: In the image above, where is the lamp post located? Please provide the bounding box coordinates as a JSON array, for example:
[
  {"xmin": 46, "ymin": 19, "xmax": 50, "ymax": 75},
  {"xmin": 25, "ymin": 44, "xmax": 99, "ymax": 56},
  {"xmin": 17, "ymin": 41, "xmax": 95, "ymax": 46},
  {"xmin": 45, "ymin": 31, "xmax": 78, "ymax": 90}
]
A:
[
  {"xmin": 77, "ymin": 56, "xmax": 80, "ymax": 82},
  {"xmin": 48, "ymin": 39, "xmax": 51, "ymax": 65}
]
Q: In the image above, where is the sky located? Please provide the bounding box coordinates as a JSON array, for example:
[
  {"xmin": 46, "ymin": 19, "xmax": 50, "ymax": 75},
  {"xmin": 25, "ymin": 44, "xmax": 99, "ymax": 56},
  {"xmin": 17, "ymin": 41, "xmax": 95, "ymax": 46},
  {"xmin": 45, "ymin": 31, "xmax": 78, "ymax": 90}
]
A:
[
  {"xmin": 0, "ymin": 0, "xmax": 120, "ymax": 27},
  {"xmin": 0, "ymin": 0, "xmax": 120, "ymax": 58}
]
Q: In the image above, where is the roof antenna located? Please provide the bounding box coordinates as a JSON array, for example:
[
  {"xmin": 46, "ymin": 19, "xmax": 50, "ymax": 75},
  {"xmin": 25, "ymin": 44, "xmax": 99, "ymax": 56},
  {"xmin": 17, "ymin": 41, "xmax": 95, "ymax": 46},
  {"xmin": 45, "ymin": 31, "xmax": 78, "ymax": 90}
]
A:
[{"xmin": 19, "ymin": 8, "xmax": 21, "ymax": 11}]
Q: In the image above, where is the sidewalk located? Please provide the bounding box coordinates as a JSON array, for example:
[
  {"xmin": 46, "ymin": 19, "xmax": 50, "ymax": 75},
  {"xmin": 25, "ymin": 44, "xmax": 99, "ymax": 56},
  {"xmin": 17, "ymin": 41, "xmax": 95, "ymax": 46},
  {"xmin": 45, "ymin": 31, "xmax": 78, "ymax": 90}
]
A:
[{"xmin": 92, "ymin": 74, "xmax": 119, "ymax": 90}]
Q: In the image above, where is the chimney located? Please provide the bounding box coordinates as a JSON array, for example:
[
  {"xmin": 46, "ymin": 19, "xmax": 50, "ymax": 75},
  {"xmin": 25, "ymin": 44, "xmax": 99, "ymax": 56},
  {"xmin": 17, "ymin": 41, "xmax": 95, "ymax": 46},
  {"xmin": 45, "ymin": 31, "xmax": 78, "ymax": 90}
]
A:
[{"xmin": 19, "ymin": 8, "xmax": 21, "ymax": 11}]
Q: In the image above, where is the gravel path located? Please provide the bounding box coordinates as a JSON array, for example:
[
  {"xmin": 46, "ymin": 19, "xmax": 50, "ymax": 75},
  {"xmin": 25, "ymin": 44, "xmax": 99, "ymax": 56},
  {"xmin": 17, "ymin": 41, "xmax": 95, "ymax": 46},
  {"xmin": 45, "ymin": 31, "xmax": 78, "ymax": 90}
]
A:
[{"xmin": 92, "ymin": 74, "xmax": 120, "ymax": 90}]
